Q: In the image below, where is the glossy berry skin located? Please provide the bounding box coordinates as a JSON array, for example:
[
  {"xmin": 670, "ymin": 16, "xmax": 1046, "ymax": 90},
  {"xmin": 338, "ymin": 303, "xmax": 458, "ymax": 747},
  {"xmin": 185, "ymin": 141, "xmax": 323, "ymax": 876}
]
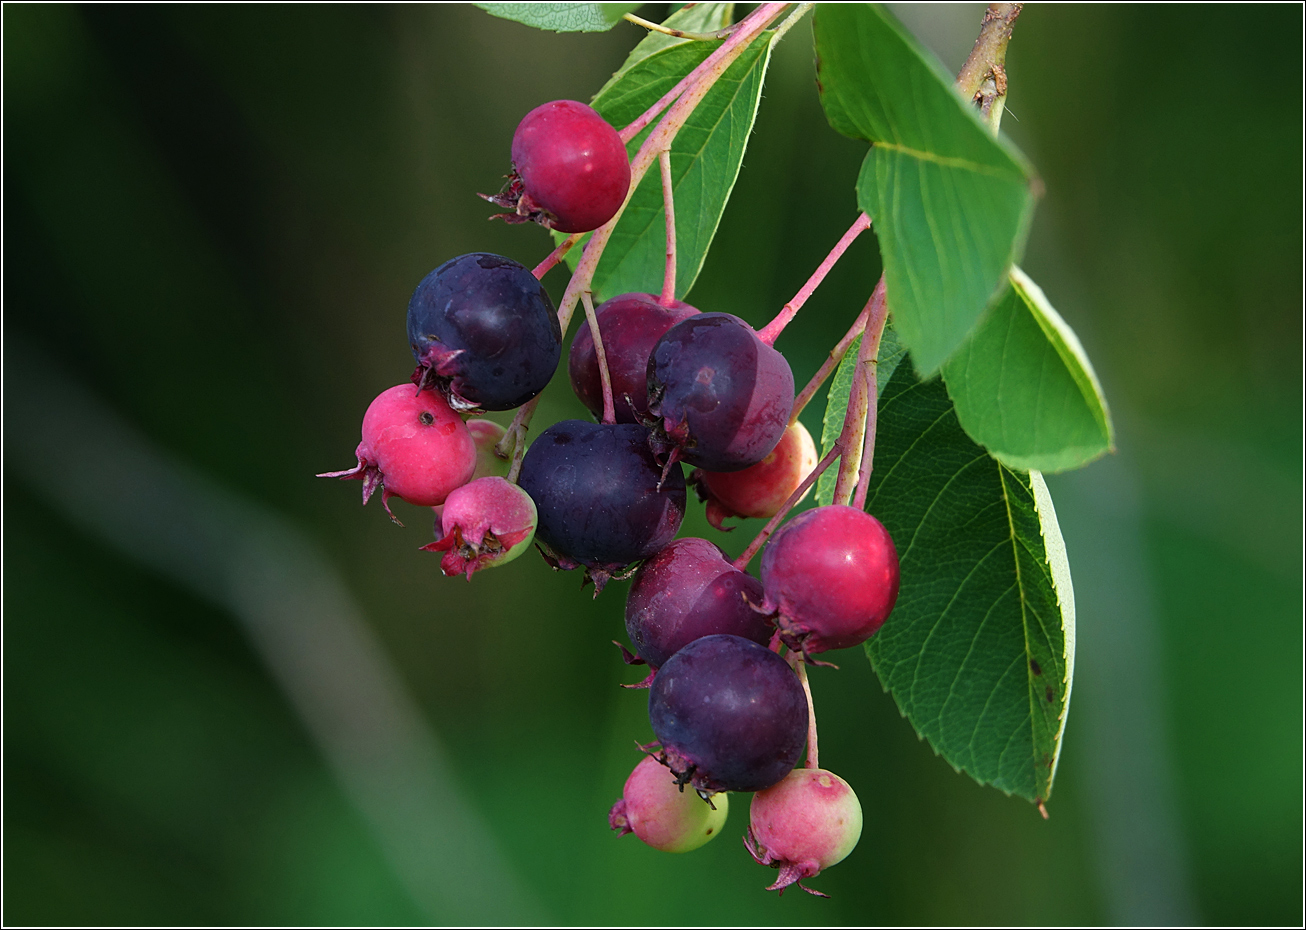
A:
[
  {"xmin": 746, "ymin": 768, "xmax": 863, "ymax": 896},
  {"xmin": 421, "ymin": 477, "xmax": 537, "ymax": 579},
  {"xmin": 760, "ymin": 505, "xmax": 900, "ymax": 655},
  {"xmin": 517, "ymin": 420, "xmax": 685, "ymax": 588},
  {"xmin": 694, "ymin": 420, "xmax": 818, "ymax": 530},
  {"xmin": 569, "ymin": 292, "xmax": 699, "ymax": 424},
  {"xmin": 408, "ymin": 253, "xmax": 561, "ymax": 412},
  {"xmin": 487, "ymin": 100, "xmax": 631, "ymax": 234},
  {"xmin": 318, "ymin": 385, "xmax": 476, "ymax": 522},
  {"xmin": 649, "ymin": 634, "xmax": 807, "ymax": 796},
  {"xmin": 647, "ymin": 313, "xmax": 795, "ymax": 472},
  {"xmin": 625, "ymin": 538, "xmax": 770, "ymax": 669},
  {"xmin": 609, "ymin": 756, "xmax": 728, "ymax": 853}
]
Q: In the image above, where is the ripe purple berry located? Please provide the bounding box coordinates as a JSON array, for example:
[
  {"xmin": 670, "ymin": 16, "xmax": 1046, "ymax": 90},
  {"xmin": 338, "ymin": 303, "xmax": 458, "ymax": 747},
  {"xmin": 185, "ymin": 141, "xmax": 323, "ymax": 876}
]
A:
[
  {"xmin": 625, "ymin": 538, "xmax": 771, "ymax": 670},
  {"xmin": 517, "ymin": 420, "xmax": 685, "ymax": 590},
  {"xmin": 408, "ymin": 253, "xmax": 562, "ymax": 412},
  {"xmin": 569, "ymin": 292, "xmax": 699, "ymax": 424},
  {"xmin": 609, "ymin": 756, "xmax": 728, "ymax": 853},
  {"xmin": 647, "ymin": 313, "xmax": 795, "ymax": 472},
  {"xmin": 485, "ymin": 100, "xmax": 631, "ymax": 234},
  {"xmin": 745, "ymin": 767, "xmax": 863, "ymax": 897},
  {"xmin": 760, "ymin": 505, "xmax": 900, "ymax": 655},
  {"xmin": 318, "ymin": 384, "xmax": 476, "ymax": 522},
  {"xmin": 648, "ymin": 634, "xmax": 807, "ymax": 796},
  {"xmin": 421, "ymin": 477, "xmax": 537, "ymax": 579},
  {"xmin": 693, "ymin": 420, "xmax": 818, "ymax": 530}
]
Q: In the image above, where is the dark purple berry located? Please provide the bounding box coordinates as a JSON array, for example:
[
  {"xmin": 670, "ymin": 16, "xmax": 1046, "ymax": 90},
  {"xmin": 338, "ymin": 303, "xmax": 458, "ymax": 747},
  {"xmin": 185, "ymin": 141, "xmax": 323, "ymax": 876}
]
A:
[
  {"xmin": 407, "ymin": 253, "xmax": 561, "ymax": 412},
  {"xmin": 647, "ymin": 313, "xmax": 795, "ymax": 472},
  {"xmin": 517, "ymin": 420, "xmax": 685, "ymax": 589},
  {"xmin": 760, "ymin": 505, "xmax": 900, "ymax": 655},
  {"xmin": 484, "ymin": 100, "xmax": 631, "ymax": 234},
  {"xmin": 569, "ymin": 292, "xmax": 699, "ymax": 424},
  {"xmin": 625, "ymin": 538, "xmax": 771, "ymax": 669},
  {"xmin": 648, "ymin": 634, "xmax": 807, "ymax": 795}
]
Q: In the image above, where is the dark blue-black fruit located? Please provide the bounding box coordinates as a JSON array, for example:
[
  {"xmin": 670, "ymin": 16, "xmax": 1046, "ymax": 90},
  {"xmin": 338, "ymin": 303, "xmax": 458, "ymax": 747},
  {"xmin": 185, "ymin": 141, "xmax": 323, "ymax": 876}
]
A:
[{"xmin": 408, "ymin": 253, "xmax": 561, "ymax": 411}]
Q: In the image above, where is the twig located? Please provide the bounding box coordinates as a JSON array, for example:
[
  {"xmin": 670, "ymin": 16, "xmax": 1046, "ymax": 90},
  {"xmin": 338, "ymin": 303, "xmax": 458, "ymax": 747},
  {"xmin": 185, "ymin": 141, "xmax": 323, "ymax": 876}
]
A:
[
  {"xmin": 955, "ymin": 3, "xmax": 1023, "ymax": 132},
  {"xmin": 831, "ymin": 302, "xmax": 879, "ymax": 506},
  {"xmin": 659, "ymin": 148, "xmax": 677, "ymax": 305},
  {"xmin": 532, "ymin": 233, "xmax": 583, "ymax": 280},
  {"xmin": 758, "ymin": 212, "xmax": 871, "ymax": 346},
  {"xmin": 852, "ymin": 280, "xmax": 889, "ymax": 509},
  {"xmin": 622, "ymin": 11, "xmax": 737, "ymax": 41},
  {"xmin": 580, "ymin": 291, "xmax": 616, "ymax": 425}
]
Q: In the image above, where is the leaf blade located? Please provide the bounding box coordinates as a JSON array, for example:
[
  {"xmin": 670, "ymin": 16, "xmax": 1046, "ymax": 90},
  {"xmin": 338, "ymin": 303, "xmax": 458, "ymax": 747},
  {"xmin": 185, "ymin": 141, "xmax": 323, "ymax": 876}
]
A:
[{"xmin": 475, "ymin": 3, "xmax": 642, "ymax": 33}]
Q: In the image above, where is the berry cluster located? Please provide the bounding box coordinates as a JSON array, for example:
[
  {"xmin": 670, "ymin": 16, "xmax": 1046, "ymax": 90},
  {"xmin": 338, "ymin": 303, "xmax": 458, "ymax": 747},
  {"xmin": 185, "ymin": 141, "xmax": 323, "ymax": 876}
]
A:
[{"xmin": 322, "ymin": 89, "xmax": 900, "ymax": 897}]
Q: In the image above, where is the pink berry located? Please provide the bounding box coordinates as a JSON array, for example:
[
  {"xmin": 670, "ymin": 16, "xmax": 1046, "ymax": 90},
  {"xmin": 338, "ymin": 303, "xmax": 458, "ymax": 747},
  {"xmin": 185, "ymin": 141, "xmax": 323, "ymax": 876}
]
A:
[
  {"xmin": 465, "ymin": 419, "xmax": 511, "ymax": 481},
  {"xmin": 485, "ymin": 100, "xmax": 631, "ymax": 234},
  {"xmin": 693, "ymin": 421, "xmax": 819, "ymax": 530},
  {"xmin": 319, "ymin": 385, "xmax": 476, "ymax": 522},
  {"xmin": 760, "ymin": 505, "xmax": 900, "ymax": 655},
  {"xmin": 745, "ymin": 767, "xmax": 863, "ymax": 897},
  {"xmin": 422, "ymin": 477, "xmax": 537, "ymax": 579},
  {"xmin": 608, "ymin": 756, "xmax": 728, "ymax": 853}
]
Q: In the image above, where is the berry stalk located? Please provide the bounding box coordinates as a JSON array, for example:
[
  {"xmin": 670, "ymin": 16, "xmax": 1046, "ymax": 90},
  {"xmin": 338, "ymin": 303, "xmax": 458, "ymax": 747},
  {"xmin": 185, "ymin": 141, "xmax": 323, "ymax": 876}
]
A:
[
  {"xmin": 533, "ymin": 232, "xmax": 583, "ymax": 279},
  {"xmin": 791, "ymin": 655, "xmax": 819, "ymax": 769},
  {"xmin": 659, "ymin": 148, "xmax": 678, "ymax": 306},
  {"xmin": 580, "ymin": 290, "xmax": 617, "ymax": 425},
  {"xmin": 790, "ymin": 299, "xmax": 871, "ymax": 424},
  {"xmin": 757, "ymin": 212, "xmax": 872, "ymax": 347},
  {"xmin": 852, "ymin": 280, "xmax": 890, "ymax": 510},
  {"xmin": 731, "ymin": 446, "xmax": 838, "ymax": 570},
  {"xmin": 830, "ymin": 304, "xmax": 879, "ymax": 507}
]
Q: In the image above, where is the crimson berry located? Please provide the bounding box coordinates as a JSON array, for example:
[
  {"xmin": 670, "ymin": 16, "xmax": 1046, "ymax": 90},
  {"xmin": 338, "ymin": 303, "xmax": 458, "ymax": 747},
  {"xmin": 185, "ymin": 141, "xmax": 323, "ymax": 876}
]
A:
[
  {"xmin": 485, "ymin": 100, "xmax": 631, "ymax": 234},
  {"xmin": 625, "ymin": 538, "xmax": 771, "ymax": 670},
  {"xmin": 648, "ymin": 634, "xmax": 807, "ymax": 796},
  {"xmin": 517, "ymin": 420, "xmax": 685, "ymax": 590},
  {"xmin": 609, "ymin": 755, "xmax": 728, "ymax": 853},
  {"xmin": 408, "ymin": 253, "xmax": 561, "ymax": 412},
  {"xmin": 760, "ymin": 505, "xmax": 900, "ymax": 655},
  {"xmin": 693, "ymin": 420, "xmax": 818, "ymax": 530},
  {"xmin": 318, "ymin": 385, "xmax": 476, "ymax": 522},
  {"xmin": 647, "ymin": 313, "xmax": 795, "ymax": 473},
  {"xmin": 421, "ymin": 477, "xmax": 537, "ymax": 579},
  {"xmin": 745, "ymin": 767, "xmax": 863, "ymax": 897},
  {"xmin": 569, "ymin": 292, "xmax": 699, "ymax": 424}
]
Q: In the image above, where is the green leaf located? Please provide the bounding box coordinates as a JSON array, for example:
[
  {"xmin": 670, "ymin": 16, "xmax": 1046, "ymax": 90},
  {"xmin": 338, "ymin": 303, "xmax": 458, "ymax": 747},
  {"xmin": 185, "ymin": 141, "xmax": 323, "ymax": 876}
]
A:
[
  {"xmin": 815, "ymin": 324, "xmax": 906, "ymax": 507},
  {"xmin": 813, "ymin": 4, "xmax": 1037, "ymax": 375},
  {"xmin": 942, "ymin": 266, "xmax": 1115, "ymax": 473},
  {"xmin": 863, "ymin": 361, "xmax": 1075, "ymax": 802},
  {"xmin": 595, "ymin": 2, "xmax": 734, "ymax": 93},
  {"xmin": 558, "ymin": 31, "xmax": 774, "ymax": 302},
  {"xmin": 475, "ymin": 3, "xmax": 642, "ymax": 33}
]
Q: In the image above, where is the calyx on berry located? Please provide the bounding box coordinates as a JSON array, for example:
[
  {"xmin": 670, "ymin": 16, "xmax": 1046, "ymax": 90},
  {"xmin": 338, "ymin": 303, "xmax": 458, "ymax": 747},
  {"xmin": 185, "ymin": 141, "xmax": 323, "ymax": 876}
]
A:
[
  {"xmin": 421, "ymin": 477, "xmax": 537, "ymax": 579},
  {"xmin": 745, "ymin": 767, "xmax": 863, "ymax": 897},
  {"xmin": 609, "ymin": 755, "xmax": 728, "ymax": 853}
]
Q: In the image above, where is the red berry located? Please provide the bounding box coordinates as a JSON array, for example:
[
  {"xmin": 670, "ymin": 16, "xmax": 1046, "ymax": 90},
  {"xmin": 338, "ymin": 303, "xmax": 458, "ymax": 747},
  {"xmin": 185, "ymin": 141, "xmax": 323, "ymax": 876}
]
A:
[
  {"xmin": 319, "ymin": 385, "xmax": 476, "ymax": 522},
  {"xmin": 485, "ymin": 100, "xmax": 631, "ymax": 234},
  {"xmin": 760, "ymin": 505, "xmax": 900, "ymax": 655},
  {"xmin": 745, "ymin": 767, "xmax": 863, "ymax": 896},
  {"xmin": 608, "ymin": 756, "xmax": 728, "ymax": 853},
  {"xmin": 693, "ymin": 421, "xmax": 818, "ymax": 530},
  {"xmin": 422, "ymin": 477, "xmax": 537, "ymax": 579}
]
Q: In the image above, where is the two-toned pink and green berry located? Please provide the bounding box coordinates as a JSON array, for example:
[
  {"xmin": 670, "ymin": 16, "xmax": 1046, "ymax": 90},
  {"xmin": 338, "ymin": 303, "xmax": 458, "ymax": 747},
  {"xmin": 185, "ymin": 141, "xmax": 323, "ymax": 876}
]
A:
[
  {"xmin": 609, "ymin": 756, "xmax": 728, "ymax": 853},
  {"xmin": 746, "ymin": 767, "xmax": 863, "ymax": 896},
  {"xmin": 422, "ymin": 477, "xmax": 537, "ymax": 579}
]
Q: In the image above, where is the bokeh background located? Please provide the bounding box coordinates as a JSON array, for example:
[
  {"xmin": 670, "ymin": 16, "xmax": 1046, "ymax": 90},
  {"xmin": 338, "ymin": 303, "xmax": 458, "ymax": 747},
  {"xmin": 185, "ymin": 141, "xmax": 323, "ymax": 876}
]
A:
[{"xmin": 4, "ymin": 3, "xmax": 1301, "ymax": 925}]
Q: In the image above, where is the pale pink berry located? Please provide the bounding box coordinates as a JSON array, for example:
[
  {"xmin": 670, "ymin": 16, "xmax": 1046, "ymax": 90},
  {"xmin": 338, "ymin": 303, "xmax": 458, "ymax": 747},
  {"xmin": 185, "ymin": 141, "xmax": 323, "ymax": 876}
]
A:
[{"xmin": 745, "ymin": 767, "xmax": 863, "ymax": 896}]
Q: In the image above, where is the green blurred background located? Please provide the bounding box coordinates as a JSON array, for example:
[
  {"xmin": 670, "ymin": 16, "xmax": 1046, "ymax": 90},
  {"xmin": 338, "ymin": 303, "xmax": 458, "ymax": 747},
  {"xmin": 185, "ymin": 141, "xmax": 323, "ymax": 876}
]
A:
[{"xmin": 4, "ymin": 3, "xmax": 1300, "ymax": 925}]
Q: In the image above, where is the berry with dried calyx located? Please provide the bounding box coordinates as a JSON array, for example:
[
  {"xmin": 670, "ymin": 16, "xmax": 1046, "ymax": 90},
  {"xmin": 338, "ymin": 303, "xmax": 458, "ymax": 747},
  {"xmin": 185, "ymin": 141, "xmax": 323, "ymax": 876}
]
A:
[
  {"xmin": 421, "ymin": 477, "xmax": 537, "ymax": 579},
  {"xmin": 609, "ymin": 755, "xmax": 728, "ymax": 853},
  {"xmin": 745, "ymin": 767, "xmax": 863, "ymax": 897}
]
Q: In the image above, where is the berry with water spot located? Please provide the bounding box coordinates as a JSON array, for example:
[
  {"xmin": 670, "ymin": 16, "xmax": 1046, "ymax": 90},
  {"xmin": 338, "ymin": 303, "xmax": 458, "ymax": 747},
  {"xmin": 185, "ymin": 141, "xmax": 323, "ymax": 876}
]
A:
[
  {"xmin": 625, "ymin": 538, "xmax": 770, "ymax": 670},
  {"xmin": 569, "ymin": 292, "xmax": 699, "ymax": 424},
  {"xmin": 609, "ymin": 755, "xmax": 728, "ymax": 853},
  {"xmin": 648, "ymin": 634, "xmax": 807, "ymax": 796},
  {"xmin": 745, "ymin": 767, "xmax": 863, "ymax": 897},
  {"xmin": 408, "ymin": 253, "xmax": 561, "ymax": 412},
  {"xmin": 517, "ymin": 420, "xmax": 685, "ymax": 591},
  {"xmin": 483, "ymin": 100, "xmax": 631, "ymax": 234},
  {"xmin": 421, "ymin": 477, "xmax": 537, "ymax": 579},
  {"xmin": 760, "ymin": 505, "xmax": 900, "ymax": 656},
  {"xmin": 318, "ymin": 384, "xmax": 476, "ymax": 523},
  {"xmin": 693, "ymin": 420, "xmax": 818, "ymax": 530},
  {"xmin": 647, "ymin": 313, "xmax": 795, "ymax": 473}
]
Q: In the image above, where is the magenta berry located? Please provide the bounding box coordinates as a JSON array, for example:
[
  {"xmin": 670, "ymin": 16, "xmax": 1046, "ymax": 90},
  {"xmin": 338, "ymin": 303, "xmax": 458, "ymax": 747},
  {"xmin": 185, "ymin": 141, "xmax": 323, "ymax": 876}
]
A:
[
  {"xmin": 421, "ymin": 477, "xmax": 537, "ymax": 579},
  {"xmin": 745, "ymin": 767, "xmax": 863, "ymax": 897},
  {"xmin": 569, "ymin": 292, "xmax": 699, "ymax": 424},
  {"xmin": 408, "ymin": 253, "xmax": 562, "ymax": 412},
  {"xmin": 648, "ymin": 634, "xmax": 807, "ymax": 796},
  {"xmin": 760, "ymin": 505, "xmax": 900, "ymax": 655},
  {"xmin": 625, "ymin": 538, "xmax": 771, "ymax": 669},
  {"xmin": 517, "ymin": 420, "xmax": 686, "ymax": 590},
  {"xmin": 318, "ymin": 384, "xmax": 476, "ymax": 522},
  {"xmin": 693, "ymin": 420, "xmax": 818, "ymax": 530},
  {"xmin": 647, "ymin": 313, "xmax": 795, "ymax": 473},
  {"xmin": 485, "ymin": 100, "xmax": 631, "ymax": 234},
  {"xmin": 609, "ymin": 756, "xmax": 729, "ymax": 853}
]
